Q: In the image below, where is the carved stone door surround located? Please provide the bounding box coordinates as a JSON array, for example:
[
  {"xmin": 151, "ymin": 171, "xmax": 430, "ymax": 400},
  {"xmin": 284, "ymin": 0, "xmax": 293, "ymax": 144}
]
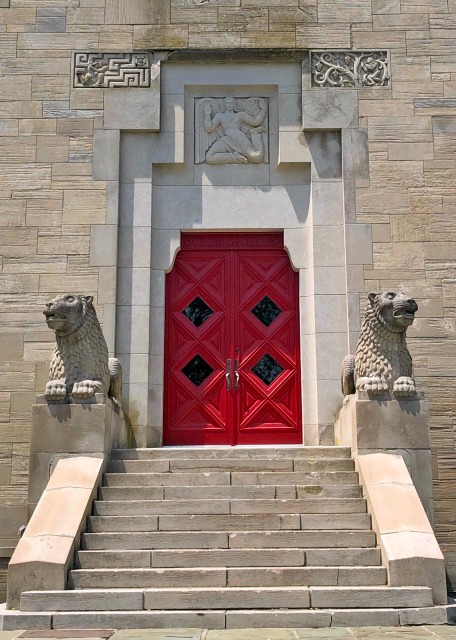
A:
[{"xmin": 87, "ymin": 52, "xmax": 378, "ymax": 447}]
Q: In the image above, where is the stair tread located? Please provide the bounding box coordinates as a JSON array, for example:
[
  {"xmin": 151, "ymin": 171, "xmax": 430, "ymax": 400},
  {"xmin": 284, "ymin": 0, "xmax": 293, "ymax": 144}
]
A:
[
  {"xmin": 29, "ymin": 585, "xmax": 424, "ymax": 595},
  {"xmin": 82, "ymin": 529, "xmax": 377, "ymax": 550},
  {"xmin": 70, "ymin": 565, "xmax": 385, "ymax": 572},
  {"xmin": 99, "ymin": 484, "xmax": 363, "ymax": 500},
  {"xmin": 76, "ymin": 547, "xmax": 382, "ymax": 569},
  {"xmin": 20, "ymin": 585, "xmax": 433, "ymax": 612},
  {"xmin": 111, "ymin": 446, "xmax": 352, "ymax": 460},
  {"xmin": 7, "ymin": 606, "xmax": 448, "ymax": 632},
  {"xmin": 102, "ymin": 471, "xmax": 359, "ymax": 487},
  {"xmin": 10, "ymin": 445, "xmax": 442, "ymax": 625}
]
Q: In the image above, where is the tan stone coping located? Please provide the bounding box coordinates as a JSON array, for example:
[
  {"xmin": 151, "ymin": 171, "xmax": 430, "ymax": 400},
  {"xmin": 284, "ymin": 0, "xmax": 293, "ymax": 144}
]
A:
[
  {"xmin": 6, "ymin": 456, "xmax": 104, "ymax": 609},
  {"xmin": 357, "ymin": 452, "xmax": 447, "ymax": 605}
]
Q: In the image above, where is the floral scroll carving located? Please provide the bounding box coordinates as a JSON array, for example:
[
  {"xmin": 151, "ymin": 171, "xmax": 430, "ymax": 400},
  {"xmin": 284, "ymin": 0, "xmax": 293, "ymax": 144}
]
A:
[
  {"xmin": 311, "ymin": 51, "xmax": 389, "ymax": 88},
  {"xmin": 74, "ymin": 52, "xmax": 153, "ymax": 88},
  {"xmin": 195, "ymin": 97, "xmax": 269, "ymax": 165}
]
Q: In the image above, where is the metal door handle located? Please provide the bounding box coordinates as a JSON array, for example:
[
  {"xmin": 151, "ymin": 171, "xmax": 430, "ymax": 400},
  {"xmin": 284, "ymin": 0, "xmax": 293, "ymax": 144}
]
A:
[
  {"xmin": 234, "ymin": 359, "xmax": 239, "ymax": 391},
  {"xmin": 226, "ymin": 359, "xmax": 231, "ymax": 391}
]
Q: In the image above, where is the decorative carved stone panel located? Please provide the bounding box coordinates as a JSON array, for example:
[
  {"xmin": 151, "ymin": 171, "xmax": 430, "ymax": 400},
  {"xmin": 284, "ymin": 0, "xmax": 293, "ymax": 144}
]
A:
[
  {"xmin": 195, "ymin": 96, "xmax": 269, "ymax": 165},
  {"xmin": 310, "ymin": 51, "xmax": 389, "ymax": 88},
  {"xmin": 73, "ymin": 52, "xmax": 154, "ymax": 88}
]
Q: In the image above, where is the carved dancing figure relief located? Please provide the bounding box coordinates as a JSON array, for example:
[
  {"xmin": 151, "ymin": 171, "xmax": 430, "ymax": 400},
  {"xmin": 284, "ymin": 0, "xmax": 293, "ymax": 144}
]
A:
[{"xmin": 195, "ymin": 97, "xmax": 268, "ymax": 165}]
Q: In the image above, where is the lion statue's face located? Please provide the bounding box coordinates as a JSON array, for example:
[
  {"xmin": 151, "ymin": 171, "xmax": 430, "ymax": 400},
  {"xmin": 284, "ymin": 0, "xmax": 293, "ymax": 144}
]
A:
[
  {"xmin": 369, "ymin": 291, "xmax": 418, "ymax": 330},
  {"xmin": 43, "ymin": 294, "xmax": 93, "ymax": 334}
]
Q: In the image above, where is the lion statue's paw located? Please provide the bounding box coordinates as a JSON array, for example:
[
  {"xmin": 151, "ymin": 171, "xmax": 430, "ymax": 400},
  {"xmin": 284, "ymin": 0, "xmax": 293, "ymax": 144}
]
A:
[
  {"xmin": 71, "ymin": 380, "xmax": 104, "ymax": 400},
  {"xmin": 356, "ymin": 376, "xmax": 389, "ymax": 394},
  {"xmin": 394, "ymin": 376, "xmax": 417, "ymax": 397},
  {"xmin": 45, "ymin": 379, "xmax": 67, "ymax": 401}
]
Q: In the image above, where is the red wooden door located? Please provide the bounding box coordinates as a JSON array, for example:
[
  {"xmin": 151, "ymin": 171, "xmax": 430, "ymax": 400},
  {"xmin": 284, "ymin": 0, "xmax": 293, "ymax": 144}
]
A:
[{"xmin": 164, "ymin": 233, "xmax": 302, "ymax": 445}]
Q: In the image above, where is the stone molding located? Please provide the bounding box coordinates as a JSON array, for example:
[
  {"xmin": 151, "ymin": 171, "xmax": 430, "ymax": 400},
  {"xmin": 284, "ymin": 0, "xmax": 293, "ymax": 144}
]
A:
[
  {"xmin": 357, "ymin": 453, "xmax": 447, "ymax": 606},
  {"xmin": 74, "ymin": 52, "xmax": 156, "ymax": 88},
  {"xmin": 335, "ymin": 393, "xmax": 446, "ymax": 605},
  {"xmin": 73, "ymin": 50, "xmax": 390, "ymax": 90},
  {"xmin": 310, "ymin": 51, "xmax": 389, "ymax": 88},
  {"xmin": 7, "ymin": 456, "xmax": 104, "ymax": 609},
  {"xmin": 6, "ymin": 396, "xmax": 129, "ymax": 609}
]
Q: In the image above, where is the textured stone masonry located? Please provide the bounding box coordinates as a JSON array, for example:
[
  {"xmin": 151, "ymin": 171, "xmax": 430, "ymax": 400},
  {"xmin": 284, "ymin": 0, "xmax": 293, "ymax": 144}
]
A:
[{"xmin": 1, "ymin": 0, "xmax": 456, "ymax": 599}]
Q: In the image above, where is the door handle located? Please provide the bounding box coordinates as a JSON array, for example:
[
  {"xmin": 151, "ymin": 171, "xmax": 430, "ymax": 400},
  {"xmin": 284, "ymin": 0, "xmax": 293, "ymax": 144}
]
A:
[
  {"xmin": 234, "ymin": 359, "xmax": 239, "ymax": 391},
  {"xmin": 226, "ymin": 359, "xmax": 232, "ymax": 391}
]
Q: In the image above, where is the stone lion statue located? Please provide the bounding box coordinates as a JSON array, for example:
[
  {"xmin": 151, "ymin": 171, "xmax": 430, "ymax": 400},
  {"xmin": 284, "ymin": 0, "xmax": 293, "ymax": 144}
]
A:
[
  {"xmin": 43, "ymin": 294, "xmax": 122, "ymax": 402},
  {"xmin": 341, "ymin": 291, "xmax": 418, "ymax": 397}
]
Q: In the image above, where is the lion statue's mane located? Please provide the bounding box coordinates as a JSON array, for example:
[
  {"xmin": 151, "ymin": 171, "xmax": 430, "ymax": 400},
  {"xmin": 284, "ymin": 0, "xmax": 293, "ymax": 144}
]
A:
[
  {"xmin": 44, "ymin": 294, "xmax": 121, "ymax": 402},
  {"xmin": 342, "ymin": 291, "xmax": 418, "ymax": 397}
]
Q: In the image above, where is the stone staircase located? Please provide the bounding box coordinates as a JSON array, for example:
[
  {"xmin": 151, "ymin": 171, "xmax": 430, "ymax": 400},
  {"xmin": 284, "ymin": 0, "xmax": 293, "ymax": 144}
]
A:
[{"xmin": 17, "ymin": 446, "xmax": 439, "ymax": 629}]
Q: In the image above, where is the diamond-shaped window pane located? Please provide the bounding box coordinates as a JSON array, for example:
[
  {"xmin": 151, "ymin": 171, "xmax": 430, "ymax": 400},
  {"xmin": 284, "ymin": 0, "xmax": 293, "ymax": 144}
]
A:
[
  {"xmin": 182, "ymin": 354, "xmax": 214, "ymax": 387},
  {"xmin": 252, "ymin": 353, "xmax": 284, "ymax": 386},
  {"xmin": 251, "ymin": 296, "xmax": 282, "ymax": 327},
  {"xmin": 183, "ymin": 297, "xmax": 214, "ymax": 328}
]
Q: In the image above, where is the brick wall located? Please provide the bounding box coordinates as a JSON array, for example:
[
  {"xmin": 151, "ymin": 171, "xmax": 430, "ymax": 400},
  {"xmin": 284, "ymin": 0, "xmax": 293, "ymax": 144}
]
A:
[{"xmin": 1, "ymin": 0, "xmax": 456, "ymax": 598}]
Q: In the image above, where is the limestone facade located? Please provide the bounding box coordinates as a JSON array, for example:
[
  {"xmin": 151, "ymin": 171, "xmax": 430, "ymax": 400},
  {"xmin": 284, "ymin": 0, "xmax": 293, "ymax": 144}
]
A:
[{"xmin": 1, "ymin": 0, "xmax": 456, "ymax": 599}]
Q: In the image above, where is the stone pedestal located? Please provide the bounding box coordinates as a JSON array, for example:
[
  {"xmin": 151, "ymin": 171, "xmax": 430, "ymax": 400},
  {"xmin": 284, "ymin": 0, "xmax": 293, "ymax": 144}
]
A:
[
  {"xmin": 28, "ymin": 395, "xmax": 129, "ymax": 516},
  {"xmin": 335, "ymin": 391, "xmax": 434, "ymax": 525}
]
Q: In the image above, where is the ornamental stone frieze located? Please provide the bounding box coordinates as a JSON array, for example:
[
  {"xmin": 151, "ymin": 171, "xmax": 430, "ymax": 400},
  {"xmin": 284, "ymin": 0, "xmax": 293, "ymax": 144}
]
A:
[
  {"xmin": 310, "ymin": 51, "xmax": 389, "ymax": 88},
  {"xmin": 73, "ymin": 52, "xmax": 158, "ymax": 88}
]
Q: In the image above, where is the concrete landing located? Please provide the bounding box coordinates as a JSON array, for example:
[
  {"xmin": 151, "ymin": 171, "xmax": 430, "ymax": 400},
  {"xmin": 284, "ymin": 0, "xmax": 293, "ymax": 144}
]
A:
[{"xmin": 0, "ymin": 626, "xmax": 455, "ymax": 639}]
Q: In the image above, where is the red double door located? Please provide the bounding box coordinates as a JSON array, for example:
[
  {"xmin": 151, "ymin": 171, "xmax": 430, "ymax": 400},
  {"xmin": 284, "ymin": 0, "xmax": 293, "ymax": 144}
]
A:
[{"xmin": 164, "ymin": 233, "xmax": 302, "ymax": 445}]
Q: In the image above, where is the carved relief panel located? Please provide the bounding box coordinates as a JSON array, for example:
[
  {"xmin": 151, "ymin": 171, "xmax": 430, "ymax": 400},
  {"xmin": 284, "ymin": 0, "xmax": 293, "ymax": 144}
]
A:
[
  {"xmin": 73, "ymin": 52, "xmax": 153, "ymax": 88},
  {"xmin": 310, "ymin": 51, "xmax": 389, "ymax": 88},
  {"xmin": 195, "ymin": 97, "xmax": 269, "ymax": 165}
]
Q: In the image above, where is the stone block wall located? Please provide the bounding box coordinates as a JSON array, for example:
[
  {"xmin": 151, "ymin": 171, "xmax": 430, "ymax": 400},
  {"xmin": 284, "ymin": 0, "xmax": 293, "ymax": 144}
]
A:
[{"xmin": 1, "ymin": 0, "xmax": 456, "ymax": 597}]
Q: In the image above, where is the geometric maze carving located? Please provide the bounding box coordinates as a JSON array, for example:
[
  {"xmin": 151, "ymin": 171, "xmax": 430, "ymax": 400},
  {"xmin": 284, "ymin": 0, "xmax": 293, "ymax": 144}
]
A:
[{"xmin": 74, "ymin": 52, "xmax": 151, "ymax": 88}]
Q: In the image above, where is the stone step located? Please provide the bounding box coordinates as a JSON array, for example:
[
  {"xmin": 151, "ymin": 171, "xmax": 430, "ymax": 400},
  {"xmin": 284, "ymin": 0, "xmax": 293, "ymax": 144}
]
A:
[
  {"xmin": 82, "ymin": 529, "xmax": 376, "ymax": 550},
  {"xmin": 103, "ymin": 472, "xmax": 232, "ymax": 487},
  {"xmin": 98, "ymin": 483, "xmax": 363, "ymax": 501},
  {"xmin": 3, "ymin": 605, "xmax": 449, "ymax": 631},
  {"xmin": 75, "ymin": 547, "xmax": 382, "ymax": 569},
  {"xmin": 103, "ymin": 471, "xmax": 359, "ymax": 487},
  {"xmin": 87, "ymin": 513, "xmax": 371, "ymax": 532},
  {"xmin": 82, "ymin": 531, "xmax": 231, "ymax": 550},
  {"xmin": 144, "ymin": 585, "xmax": 435, "ymax": 611},
  {"xmin": 92, "ymin": 498, "xmax": 367, "ymax": 516},
  {"xmin": 76, "ymin": 548, "xmax": 304, "ymax": 569},
  {"xmin": 68, "ymin": 566, "xmax": 387, "ymax": 589},
  {"xmin": 232, "ymin": 471, "xmax": 359, "ymax": 485},
  {"xmin": 94, "ymin": 499, "xmax": 231, "ymax": 516},
  {"xmin": 107, "ymin": 458, "xmax": 355, "ymax": 473},
  {"xmin": 304, "ymin": 547, "xmax": 382, "ymax": 566},
  {"xmin": 21, "ymin": 585, "xmax": 431, "ymax": 612},
  {"xmin": 110, "ymin": 446, "xmax": 352, "ymax": 460},
  {"xmin": 229, "ymin": 530, "xmax": 376, "ymax": 549}
]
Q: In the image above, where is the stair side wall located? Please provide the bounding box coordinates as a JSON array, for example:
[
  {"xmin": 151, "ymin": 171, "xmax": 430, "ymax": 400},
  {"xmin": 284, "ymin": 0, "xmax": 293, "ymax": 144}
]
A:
[{"xmin": 7, "ymin": 456, "xmax": 103, "ymax": 609}]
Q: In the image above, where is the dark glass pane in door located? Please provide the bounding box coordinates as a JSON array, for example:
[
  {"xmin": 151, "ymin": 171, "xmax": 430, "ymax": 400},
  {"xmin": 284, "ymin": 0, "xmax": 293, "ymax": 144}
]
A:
[
  {"xmin": 182, "ymin": 354, "xmax": 214, "ymax": 387},
  {"xmin": 183, "ymin": 297, "xmax": 213, "ymax": 328},
  {"xmin": 252, "ymin": 353, "xmax": 284, "ymax": 386},
  {"xmin": 252, "ymin": 296, "xmax": 282, "ymax": 327}
]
